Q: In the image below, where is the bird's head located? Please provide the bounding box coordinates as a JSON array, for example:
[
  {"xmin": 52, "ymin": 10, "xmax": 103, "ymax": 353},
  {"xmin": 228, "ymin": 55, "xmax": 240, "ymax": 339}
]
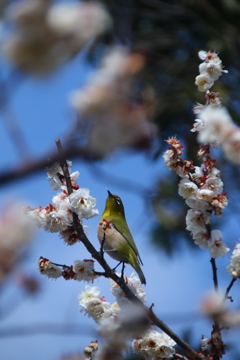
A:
[{"xmin": 103, "ymin": 190, "xmax": 125, "ymax": 218}]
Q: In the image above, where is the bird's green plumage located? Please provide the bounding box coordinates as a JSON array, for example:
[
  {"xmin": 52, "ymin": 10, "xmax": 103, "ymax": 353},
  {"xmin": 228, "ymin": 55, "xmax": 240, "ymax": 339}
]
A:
[{"xmin": 98, "ymin": 190, "xmax": 146, "ymax": 284}]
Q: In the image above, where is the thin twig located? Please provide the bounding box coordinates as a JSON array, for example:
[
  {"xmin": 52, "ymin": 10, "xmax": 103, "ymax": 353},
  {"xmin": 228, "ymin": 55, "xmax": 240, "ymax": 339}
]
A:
[
  {"xmin": 0, "ymin": 144, "xmax": 88, "ymax": 186},
  {"xmin": 224, "ymin": 277, "xmax": 237, "ymax": 302},
  {"xmin": 210, "ymin": 258, "xmax": 220, "ymax": 334},
  {"xmin": 210, "ymin": 258, "xmax": 218, "ymax": 292}
]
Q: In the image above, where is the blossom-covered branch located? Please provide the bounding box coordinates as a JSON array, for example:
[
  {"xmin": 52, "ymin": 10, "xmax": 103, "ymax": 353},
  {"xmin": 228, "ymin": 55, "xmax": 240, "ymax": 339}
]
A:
[{"xmin": 24, "ymin": 139, "xmax": 204, "ymax": 360}]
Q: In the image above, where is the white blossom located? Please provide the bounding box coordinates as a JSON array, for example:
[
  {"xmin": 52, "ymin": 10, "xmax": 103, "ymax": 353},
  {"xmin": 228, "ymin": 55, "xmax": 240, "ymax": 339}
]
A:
[
  {"xmin": 227, "ymin": 242, "xmax": 240, "ymax": 278},
  {"xmin": 208, "ymin": 230, "xmax": 229, "ymax": 258},
  {"xmin": 200, "ymin": 291, "xmax": 225, "ymax": 316},
  {"xmin": 222, "ymin": 128, "xmax": 240, "ymax": 166},
  {"xmin": 178, "ymin": 177, "xmax": 198, "ymax": 199},
  {"xmin": 73, "ymin": 259, "xmax": 98, "ymax": 282},
  {"xmin": 69, "ymin": 188, "xmax": 99, "ymax": 219},
  {"xmin": 192, "ymin": 230, "xmax": 210, "ymax": 249},
  {"xmin": 197, "ymin": 106, "xmax": 234, "ymax": 146},
  {"xmin": 195, "ymin": 73, "xmax": 214, "ymax": 92},
  {"xmin": 38, "ymin": 258, "xmax": 62, "ymax": 279},
  {"xmin": 197, "ymin": 188, "xmax": 214, "ymax": 202},
  {"xmin": 110, "ymin": 273, "xmax": 146, "ymax": 305},
  {"xmin": 79, "ymin": 285, "xmax": 100, "ymax": 308},
  {"xmin": 47, "ymin": 2, "xmax": 111, "ymax": 40},
  {"xmin": 201, "ymin": 338, "xmax": 212, "ymax": 352},
  {"xmin": 199, "ymin": 62, "xmax": 226, "ymax": 81},
  {"xmin": 78, "ymin": 285, "xmax": 117, "ymax": 323},
  {"xmin": 133, "ymin": 327, "xmax": 176, "ymax": 359},
  {"xmin": 191, "ymin": 118, "xmax": 205, "ymax": 133},
  {"xmin": 186, "ymin": 209, "xmax": 211, "ymax": 234},
  {"xmin": 185, "ymin": 196, "xmax": 211, "ymax": 211}
]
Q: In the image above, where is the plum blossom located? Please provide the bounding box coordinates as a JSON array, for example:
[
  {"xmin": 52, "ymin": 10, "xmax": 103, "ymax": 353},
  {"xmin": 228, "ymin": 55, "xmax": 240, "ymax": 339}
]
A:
[
  {"xmin": 195, "ymin": 50, "xmax": 227, "ymax": 92},
  {"xmin": 178, "ymin": 177, "xmax": 198, "ymax": 199},
  {"xmin": 69, "ymin": 47, "xmax": 157, "ymax": 156},
  {"xmin": 110, "ymin": 273, "xmax": 146, "ymax": 305},
  {"xmin": 133, "ymin": 327, "xmax": 176, "ymax": 359},
  {"xmin": 38, "ymin": 257, "xmax": 62, "ymax": 279},
  {"xmin": 195, "ymin": 73, "xmax": 214, "ymax": 92},
  {"xmin": 227, "ymin": 242, "xmax": 240, "ymax": 278},
  {"xmin": 73, "ymin": 259, "xmax": 99, "ymax": 282},
  {"xmin": 69, "ymin": 188, "xmax": 99, "ymax": 220},
  {"xmin": 3, "ymin": 0, "xmax": 111, "ymax": 74},
  {"xmin": 208, "ymin": 230, "xmax": 229, "ymax": 258},
  {"xmin": 78, "ymin": 285, "xmax": 119, "ymax": 323}
]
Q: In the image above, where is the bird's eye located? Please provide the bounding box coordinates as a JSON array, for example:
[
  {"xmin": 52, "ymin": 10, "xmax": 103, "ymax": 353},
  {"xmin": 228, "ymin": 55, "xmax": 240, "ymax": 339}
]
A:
[{"xmin": 115, "ymin": 198, "xmax": 121, "ymax": 205}]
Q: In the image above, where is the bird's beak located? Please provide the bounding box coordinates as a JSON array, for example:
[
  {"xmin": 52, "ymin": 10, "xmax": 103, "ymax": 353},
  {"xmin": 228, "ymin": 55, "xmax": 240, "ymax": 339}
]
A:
[{"xmin": 107, "ymin": 190, "xmax": 114, "ymax": 198}]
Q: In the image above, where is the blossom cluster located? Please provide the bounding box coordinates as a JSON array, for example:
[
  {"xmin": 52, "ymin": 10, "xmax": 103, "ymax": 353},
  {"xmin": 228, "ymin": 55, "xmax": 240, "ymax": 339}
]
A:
[
  {"xmin": 227, "ymin": 242, "xmax": 240, "ymax": 278},
  {"xmin": 2, "ymin": 0, "xmax": 111, "ymax": 74},
  {"xmin": 78, "ymin": 276, "xmax": 176, "ymax": 359},
  {"xmin": 70, "ymin": 47, "xmax": 157, "ymax": 156},
  {"xmin": 163, "ymin": 137, "xmax": 229, "ymax": 258},
  {"xmin": 195, "ymin": 50, "xmax": 228, "ymax": 92},
  {"xmin": 78, "ymin": 285, "xmax": 120, "ymax": 323},
  {"xmin": 133, "ymin": 328, "xmax": 176, "ymax": 359},
  {"xmin": 192, "ymin": 51, "xmax": 240, "ymax": 165},
  {"xmin": 38, "ymin": 257, "xmax": 99, "ymax": 283},
  {"xmin": 25, "ymin": 161, "xmax": 98, "ymax": 245}
]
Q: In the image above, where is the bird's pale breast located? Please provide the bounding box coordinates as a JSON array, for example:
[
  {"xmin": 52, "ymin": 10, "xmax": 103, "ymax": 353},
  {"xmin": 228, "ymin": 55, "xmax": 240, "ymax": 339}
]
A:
[{"xmin": 97, "ymin": 218, "xmax": 129, "ymax": 262}]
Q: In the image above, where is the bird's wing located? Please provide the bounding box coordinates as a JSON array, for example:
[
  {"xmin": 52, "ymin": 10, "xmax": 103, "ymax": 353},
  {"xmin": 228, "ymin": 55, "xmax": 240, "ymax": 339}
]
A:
[{"xmin": 112, "ymin": 218, "xmax": 143, "ymax": 266}]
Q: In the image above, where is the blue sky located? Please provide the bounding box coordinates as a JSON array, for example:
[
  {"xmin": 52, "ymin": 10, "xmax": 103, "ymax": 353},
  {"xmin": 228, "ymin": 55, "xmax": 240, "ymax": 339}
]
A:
[{"xmin": 0, "ymin": 41, "xmax": 240, "ymax": 360}]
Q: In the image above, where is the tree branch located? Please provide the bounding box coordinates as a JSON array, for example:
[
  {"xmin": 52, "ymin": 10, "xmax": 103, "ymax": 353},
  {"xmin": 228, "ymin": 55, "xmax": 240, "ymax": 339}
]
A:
[{"xmin": 56, "ymin": 139, "xmax": 204, "ymax": 360}]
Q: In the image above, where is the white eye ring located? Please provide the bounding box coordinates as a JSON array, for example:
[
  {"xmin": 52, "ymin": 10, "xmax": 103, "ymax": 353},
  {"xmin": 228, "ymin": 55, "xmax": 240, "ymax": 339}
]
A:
[{"xmin": 115, "ymin": 199, "xmax": 121, "ymax": 205}]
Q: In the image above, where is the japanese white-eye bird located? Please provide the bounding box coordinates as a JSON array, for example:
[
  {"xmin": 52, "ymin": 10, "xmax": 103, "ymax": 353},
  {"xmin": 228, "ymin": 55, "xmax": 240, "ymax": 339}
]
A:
[{"xmin": 97, "ymin": 190, "xmax": 146, "ymax": 284}]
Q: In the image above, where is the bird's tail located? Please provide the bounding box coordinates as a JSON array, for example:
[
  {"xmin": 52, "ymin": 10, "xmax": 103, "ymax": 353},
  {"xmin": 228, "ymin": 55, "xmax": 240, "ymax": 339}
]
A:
[{"xmin": 132, "ymin": 260, "xmax": 146, "ymax": 285}]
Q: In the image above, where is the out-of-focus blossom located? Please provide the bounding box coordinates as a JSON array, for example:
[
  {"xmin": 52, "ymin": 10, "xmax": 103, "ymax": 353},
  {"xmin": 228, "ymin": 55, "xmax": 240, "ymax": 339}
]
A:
[
  {"xmin": 84, "ymin": 340, "xmax": 98, "ymax": 360},
  {"xmin": 97, "ymin": 304, "xmax": 149, "ymax": 360},
  {"xmin": 200, "ymin": 291, "xmax": 225, "ymax": 316},
  {"xmin": 3, "ymin": 0, "xmax": 111, "ymax": 74},
  {"xmin": 38, "ymin": 256, "xmax": 62, "ymax": 279},
  {"xmin": 0, "ymin": 203, "xmax": 33, "ymax": 283},
  {"xmin": 133, "ymin": 327, "xmax": 176, "ymax": 359},
  {"xmin": 195, "ymin": 106, "xmax": 233, "ymax": 148},
  {"xmin": 15, "ymin": 273, "xmax": 40, "ymax": 294},
  {"xmin": 227, "ymin": 242, "xmax": 240, "ymax": 278},
  {"xmin": 70, "ymin": 47, "xmax": 157, "ymax": 156},
  {"xmin": 192, "ymin": 104, "xmax": 240, "ymax": 166},
  {"xmin": 78, "ymin": 285, "xmax": 119, "ymax": 323}
]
